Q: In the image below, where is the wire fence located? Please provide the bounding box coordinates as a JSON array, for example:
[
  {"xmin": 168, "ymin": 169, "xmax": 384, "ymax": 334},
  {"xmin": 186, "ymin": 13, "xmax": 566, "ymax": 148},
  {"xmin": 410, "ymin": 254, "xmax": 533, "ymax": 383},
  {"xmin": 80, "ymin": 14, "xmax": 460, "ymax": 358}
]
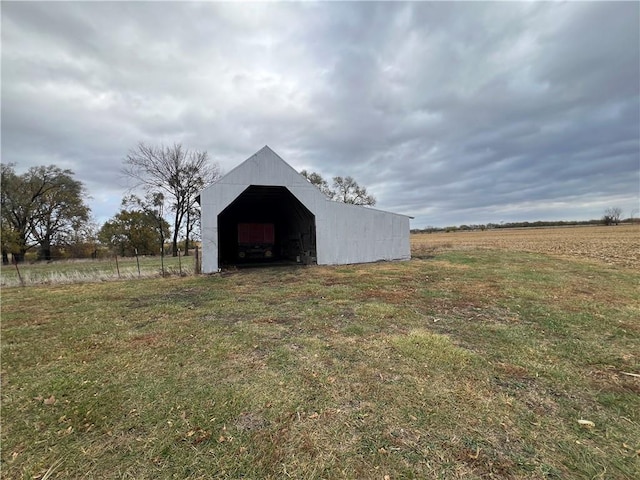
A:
[{"xmin": 1, "ymin": 247, "xmax": 202, "ymax": 288}]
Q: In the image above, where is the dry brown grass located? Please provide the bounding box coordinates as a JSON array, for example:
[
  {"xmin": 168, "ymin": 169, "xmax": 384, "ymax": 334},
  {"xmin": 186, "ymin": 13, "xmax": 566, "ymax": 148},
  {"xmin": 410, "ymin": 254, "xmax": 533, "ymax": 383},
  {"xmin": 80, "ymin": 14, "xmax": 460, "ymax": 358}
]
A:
[{"xmin": 412, "ymin": 224, "xmax": 640, "ymax": 269}]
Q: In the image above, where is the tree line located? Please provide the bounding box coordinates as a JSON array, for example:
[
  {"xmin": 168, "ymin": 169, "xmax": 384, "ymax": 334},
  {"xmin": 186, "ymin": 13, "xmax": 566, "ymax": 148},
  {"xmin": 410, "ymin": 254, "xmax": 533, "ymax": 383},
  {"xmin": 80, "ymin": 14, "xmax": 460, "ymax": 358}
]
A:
[
  {"xmin": 1, "ymin": 144, "xmax": 376, "ymax": 264},
  {"xmin": 412, "ymin": 209, "xmax": 633, "ymax": 234},
  {"xmin": 1, "ymin": 164, "xmax": 90, "ymax": 263},
  {"xmin": 1, "ymin": 143, "xmax": 220, "ymax": 264}
]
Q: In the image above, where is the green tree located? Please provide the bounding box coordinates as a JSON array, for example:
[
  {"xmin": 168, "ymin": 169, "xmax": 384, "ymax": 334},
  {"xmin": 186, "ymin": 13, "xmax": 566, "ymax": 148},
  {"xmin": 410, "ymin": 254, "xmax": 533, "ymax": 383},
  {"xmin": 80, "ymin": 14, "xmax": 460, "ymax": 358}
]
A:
[
  {"xmin": 126, "ymin": 193, "xmax": 169, "ymax": 257},
  {"xmin": 0, "ymin": 214, "xmax": 21, "ymax": 265},
  {"xmin": 98, "ymin": 196, "xmax": 170, "ymax": 257},
  {"xmin": 1, "ymin": 163, "xmax": 31, "ymax": 263},
  {"xmin": 300, "ymin": 170, "xmax": 376, "ymax": 206},
  {"xmin": 30, "ymin": 167, "xmax": 90, "ymax": 260},
  {"xmin": 1, "ymin": 163, "xmax": 90, "ymax": 263}
]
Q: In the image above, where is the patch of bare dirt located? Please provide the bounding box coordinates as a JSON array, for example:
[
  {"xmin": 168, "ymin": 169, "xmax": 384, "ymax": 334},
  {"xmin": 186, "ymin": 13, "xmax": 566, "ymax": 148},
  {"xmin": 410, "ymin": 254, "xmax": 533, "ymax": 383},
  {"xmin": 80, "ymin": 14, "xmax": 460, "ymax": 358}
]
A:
[{"xmin": 234, "ymin": 412, "xmax": 268, "ymax": 432}]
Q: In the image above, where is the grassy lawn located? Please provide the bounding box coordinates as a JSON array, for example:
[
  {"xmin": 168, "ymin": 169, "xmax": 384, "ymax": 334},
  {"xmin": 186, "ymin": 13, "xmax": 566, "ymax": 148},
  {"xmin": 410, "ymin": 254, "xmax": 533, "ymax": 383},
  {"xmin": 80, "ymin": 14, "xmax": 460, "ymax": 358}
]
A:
[{"xmin": 2, "ymin": 251, "xmax": 639, "ymax": 478}]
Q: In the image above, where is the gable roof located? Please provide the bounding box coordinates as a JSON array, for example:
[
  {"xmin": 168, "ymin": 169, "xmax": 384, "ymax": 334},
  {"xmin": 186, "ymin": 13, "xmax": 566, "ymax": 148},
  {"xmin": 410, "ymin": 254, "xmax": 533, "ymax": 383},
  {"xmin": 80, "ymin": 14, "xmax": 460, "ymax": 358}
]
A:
[
  {"xmin": 200, "ymin": 145, "xmax": 327, "ymax": 201},
  {"xmin": 200, "ymin": 146, "xmax": 412, "ymax": 219},
  {"xmin": 218, "ymin": 145, "xmax": 298, "ymax": 182}
]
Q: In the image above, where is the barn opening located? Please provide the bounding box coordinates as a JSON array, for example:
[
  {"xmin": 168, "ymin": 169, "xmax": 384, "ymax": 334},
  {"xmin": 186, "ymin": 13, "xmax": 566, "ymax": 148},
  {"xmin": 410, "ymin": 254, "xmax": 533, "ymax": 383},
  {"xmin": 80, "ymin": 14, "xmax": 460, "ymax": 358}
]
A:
[{"xmin": 218, "ymin": 185, "xmax": 317, "ymax": 267}]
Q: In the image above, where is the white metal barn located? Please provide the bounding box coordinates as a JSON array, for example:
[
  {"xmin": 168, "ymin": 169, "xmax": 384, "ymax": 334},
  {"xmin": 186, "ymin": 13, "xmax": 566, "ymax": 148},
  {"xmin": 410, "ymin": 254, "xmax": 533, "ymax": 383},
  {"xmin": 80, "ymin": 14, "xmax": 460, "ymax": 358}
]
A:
[{"xmin": 199, "ymin": 146, "xmax": 411, "ymax": 273}]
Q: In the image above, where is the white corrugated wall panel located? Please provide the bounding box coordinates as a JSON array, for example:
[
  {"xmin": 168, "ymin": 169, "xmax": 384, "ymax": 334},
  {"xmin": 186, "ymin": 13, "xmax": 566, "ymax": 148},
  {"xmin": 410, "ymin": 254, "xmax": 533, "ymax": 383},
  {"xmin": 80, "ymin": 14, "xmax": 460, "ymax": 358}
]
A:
[{"xmin": 316, "ymin": 202, "xmax": 410, "ymax": 266}]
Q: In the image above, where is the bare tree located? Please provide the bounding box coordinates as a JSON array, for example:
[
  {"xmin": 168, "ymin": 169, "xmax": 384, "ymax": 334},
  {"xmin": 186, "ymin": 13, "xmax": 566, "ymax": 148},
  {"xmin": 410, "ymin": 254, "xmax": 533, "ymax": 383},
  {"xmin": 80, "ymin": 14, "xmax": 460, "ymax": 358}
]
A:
[
  {"xmin": 603, "ymin": 207, "xmax": 623, "ymax": 226},
  {"xmin": 122, "ymin": 143, "xmax": 220, "ymax": 256},
  {"xmin": 301, "ymin": 170, "xmax": 334, "ymax": 198},
  {"xmin": 300, "ymin": 171, "xmax": 376, "ymax": 206},
  {"xmin": 332, "ymin": 176, "xmax": 376, "ymax": 206},
  {"xmin": 183, "ymin": 201, "xmax": 200, "ymax": 256}
]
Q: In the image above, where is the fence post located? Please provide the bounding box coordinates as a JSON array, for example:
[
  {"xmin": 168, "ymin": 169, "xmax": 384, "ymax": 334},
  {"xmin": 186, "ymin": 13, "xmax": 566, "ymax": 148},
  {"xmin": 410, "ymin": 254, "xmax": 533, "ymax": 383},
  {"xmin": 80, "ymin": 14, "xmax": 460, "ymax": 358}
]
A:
[
  {"xmin": 178, "ymin": 249, "xmax": 182, "ymax": 276},
  {"xmin": 13, "ymin": 257, "xmax": 25, "ymax": 287},
  {"xmin": 115, "ymin": 254, "xmax": 120, "ymax": 279},
  {"xmin": 135, "ymin": 248, "xmax": 141, "ymax": 277}
]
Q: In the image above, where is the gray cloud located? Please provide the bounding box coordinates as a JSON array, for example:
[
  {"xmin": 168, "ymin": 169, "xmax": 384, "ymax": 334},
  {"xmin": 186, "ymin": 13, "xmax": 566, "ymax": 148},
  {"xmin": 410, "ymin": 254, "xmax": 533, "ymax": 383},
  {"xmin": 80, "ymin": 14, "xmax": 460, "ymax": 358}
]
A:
[{"xmin": 2, "ymin": 1, "xmax": 638, "ymax": 227}]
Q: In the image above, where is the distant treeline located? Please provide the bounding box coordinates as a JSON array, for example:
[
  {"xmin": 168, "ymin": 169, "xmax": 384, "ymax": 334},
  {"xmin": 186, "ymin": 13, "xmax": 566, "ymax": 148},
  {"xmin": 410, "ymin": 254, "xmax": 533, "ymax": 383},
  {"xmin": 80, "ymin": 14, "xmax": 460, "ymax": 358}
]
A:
[{"xmin": 411, "ymin": 218, "xmax": 638, "ymax": 234}]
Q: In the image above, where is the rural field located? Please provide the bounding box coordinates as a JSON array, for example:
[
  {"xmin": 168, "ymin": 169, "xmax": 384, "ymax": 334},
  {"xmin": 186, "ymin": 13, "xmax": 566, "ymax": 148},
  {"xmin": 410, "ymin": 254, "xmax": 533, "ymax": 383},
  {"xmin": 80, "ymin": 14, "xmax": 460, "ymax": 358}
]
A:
[
  {"xmin": 412, "ymin": 224, "xmax": 640, "ymax": 270},
  {"xmin": 1, "ymin": 226, "xmax": 639, "ymax": 479}
]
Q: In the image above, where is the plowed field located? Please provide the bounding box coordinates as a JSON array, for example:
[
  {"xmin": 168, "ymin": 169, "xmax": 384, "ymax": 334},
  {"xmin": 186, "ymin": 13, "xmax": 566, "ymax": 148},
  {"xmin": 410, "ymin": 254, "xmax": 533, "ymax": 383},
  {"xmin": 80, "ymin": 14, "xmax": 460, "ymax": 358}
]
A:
[{"xmin": 412, "ymin": 224, "xmax": 640, "ymax": 269}]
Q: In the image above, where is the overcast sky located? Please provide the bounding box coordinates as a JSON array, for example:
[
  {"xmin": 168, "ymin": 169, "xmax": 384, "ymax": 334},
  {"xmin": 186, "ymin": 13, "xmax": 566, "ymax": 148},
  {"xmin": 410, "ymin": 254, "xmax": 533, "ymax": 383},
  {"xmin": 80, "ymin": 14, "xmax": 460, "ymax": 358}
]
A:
[{"xmin": 2, "ymin": 1, "xmax": 639, "ymax": 228}]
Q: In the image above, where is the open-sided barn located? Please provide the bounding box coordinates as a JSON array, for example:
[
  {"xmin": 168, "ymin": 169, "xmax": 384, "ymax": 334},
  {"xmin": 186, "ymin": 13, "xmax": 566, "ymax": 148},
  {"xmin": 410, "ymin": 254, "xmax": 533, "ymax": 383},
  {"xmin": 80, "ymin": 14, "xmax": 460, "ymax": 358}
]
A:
[{"xmin": 199, "ymin": 146, "xmax": 411, "ymax": 273}]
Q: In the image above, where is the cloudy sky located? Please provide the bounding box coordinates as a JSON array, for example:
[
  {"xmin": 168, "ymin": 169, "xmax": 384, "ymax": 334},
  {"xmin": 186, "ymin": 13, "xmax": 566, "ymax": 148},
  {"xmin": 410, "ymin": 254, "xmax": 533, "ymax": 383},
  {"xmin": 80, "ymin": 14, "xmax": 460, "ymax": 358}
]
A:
[{"xmin": 2, "ymin": 1, "xmax": 639, "ymax": 228}]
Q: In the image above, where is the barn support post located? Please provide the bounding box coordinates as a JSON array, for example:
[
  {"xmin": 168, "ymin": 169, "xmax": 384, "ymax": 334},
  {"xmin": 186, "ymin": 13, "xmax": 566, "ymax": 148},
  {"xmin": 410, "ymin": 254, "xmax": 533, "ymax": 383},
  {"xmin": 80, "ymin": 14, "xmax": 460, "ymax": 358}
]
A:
[{"xmin": 194, "ymin": 246, "xmax": 201, "ymax": 275}]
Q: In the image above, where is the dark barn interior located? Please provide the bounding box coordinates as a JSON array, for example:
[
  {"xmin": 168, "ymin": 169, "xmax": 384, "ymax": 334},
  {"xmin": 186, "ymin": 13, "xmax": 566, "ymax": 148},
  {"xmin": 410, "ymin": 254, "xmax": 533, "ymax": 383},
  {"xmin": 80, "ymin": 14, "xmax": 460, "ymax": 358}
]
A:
[{"xmin": 217, "ymin": 185, "xmax": 316, "ymax": 267}]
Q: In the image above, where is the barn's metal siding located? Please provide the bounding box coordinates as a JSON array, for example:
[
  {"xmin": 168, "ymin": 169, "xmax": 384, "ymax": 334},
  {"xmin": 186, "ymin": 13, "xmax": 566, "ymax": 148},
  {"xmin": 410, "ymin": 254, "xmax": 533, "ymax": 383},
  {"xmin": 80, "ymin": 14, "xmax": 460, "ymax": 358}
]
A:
[
  {"xmin": 316, "ymin": 202, "xmax": 410, "ymax": 265},
  {"xmin": 200, "ymin": 146, "xmax": 410, "ymax": 273}
]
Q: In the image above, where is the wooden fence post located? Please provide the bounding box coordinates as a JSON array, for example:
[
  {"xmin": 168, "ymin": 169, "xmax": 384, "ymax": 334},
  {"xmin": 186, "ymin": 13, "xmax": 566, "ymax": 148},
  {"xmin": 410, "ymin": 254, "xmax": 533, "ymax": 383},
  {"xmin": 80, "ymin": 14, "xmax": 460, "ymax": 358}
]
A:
[
  {"xmin": 135, "ymin": 248, "xmax": 141, "ymax": 277},
  {"xmin": 13, "ymin": 257, "xmax": 24, "ymax": 287},
  {"xmin": 194, "ymin": 246, "xmax": 201, "ymax": 275},
  {"xmin": 115, "ymin": 254, "xmax": 120, "ymax": 279}
]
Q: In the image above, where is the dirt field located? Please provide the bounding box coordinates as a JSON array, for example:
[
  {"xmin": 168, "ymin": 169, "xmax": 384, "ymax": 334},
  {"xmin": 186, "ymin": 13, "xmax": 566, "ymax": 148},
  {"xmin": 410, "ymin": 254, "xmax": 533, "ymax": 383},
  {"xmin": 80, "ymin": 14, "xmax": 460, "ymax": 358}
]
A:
[{"xmin": 412, "ymin": 224, "xmax": 640, "ymax": 270}]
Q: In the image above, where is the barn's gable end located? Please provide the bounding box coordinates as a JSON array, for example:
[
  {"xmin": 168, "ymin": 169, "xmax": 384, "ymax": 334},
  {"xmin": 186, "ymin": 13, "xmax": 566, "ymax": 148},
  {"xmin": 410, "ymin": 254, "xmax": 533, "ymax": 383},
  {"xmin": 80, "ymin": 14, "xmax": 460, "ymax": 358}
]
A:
[{"xmin": 199, "ymin": 146, "xmax": 410, "ymax": 272}]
